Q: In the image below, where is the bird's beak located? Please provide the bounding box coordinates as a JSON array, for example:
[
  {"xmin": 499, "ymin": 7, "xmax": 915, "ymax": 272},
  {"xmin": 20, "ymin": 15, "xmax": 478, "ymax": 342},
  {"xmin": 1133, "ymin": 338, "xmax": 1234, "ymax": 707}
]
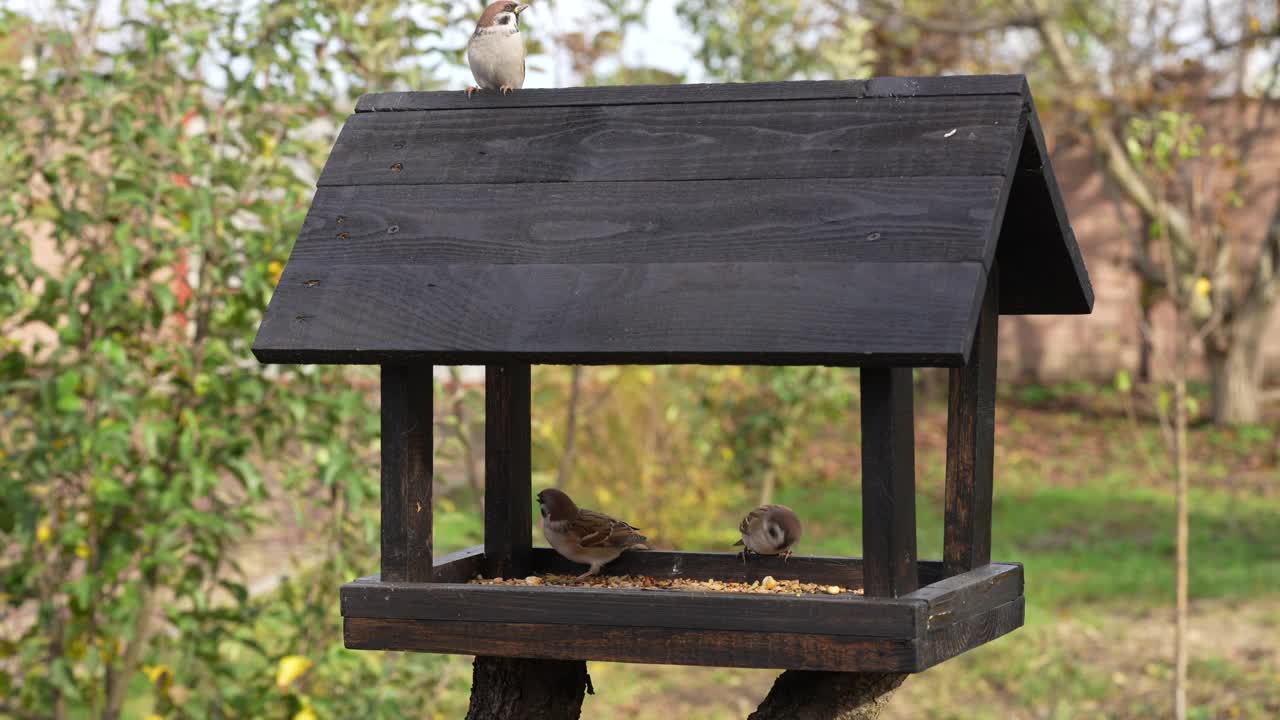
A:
[{"xmin": 514, "ymin": 3, "xmax": 529, "ymax": 14}]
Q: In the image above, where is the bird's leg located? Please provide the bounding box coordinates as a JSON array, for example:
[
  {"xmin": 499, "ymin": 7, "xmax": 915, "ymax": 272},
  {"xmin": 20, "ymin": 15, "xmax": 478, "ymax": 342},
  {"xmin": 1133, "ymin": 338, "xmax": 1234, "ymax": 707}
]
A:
[
  {"xmin": 465, "ymin": 85, "xmax": 479, "ymax": 98},
  {"xmin": 781, "ymin": 549, "xmax": 793, "ymax": 563},
  {"xmin": 575, "ymin": 563, "xmax": 602, "ymax": 581},
  {"xmin": 500, "ymin": 85, "xmax": 514, "ymax": 95}
]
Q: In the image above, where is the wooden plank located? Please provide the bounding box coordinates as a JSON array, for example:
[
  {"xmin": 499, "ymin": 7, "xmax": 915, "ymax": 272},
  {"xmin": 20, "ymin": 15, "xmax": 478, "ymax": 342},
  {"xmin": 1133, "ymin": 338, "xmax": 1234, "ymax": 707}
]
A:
[
  {"xmin": 380, "ymin": 365, "xmax": 434, "ymax": 582},
  {"xmin": 434, "ymin": 546, "xmax": 486, "ymax": 583},
  {"xmin": 485, "ymin": 362, "xmax": 533, "ymax": 578},
  {"xmin": 251, "ymin": 261, "xmax": 983, "ymax": 367},
  {"xmin": 996, "ymin": 102, "xmax": 1094, "ymax": 314},
  {"xmin": 354, "ymin": 75, "xmax": 1028, "ymax": 112},
  {"xmin": 903, "ymin": 563, "xmax": 1022, "ymax": 630},
  {"xmin": 348, "ymin": 547, "xmax": 487, "ymax": 584},
  {"xmin": 861, "ymin": 367, "xmax": 919, "ymax": 597},
  {"xmin": 531, "ymin": 548, "xmax": 882, "ymax": 586},
  {"xmin": 288, "ymin": 178, "xmax": 1003, "ymax": 268},
  {"xmin": 340, "ymin": 581, "xmax": 922, "ymax": 638},
  {"xmin": 354, "ymin": 550, "xmax": 948, "ymax": 587},
  {"xmin": 944, "ymin": 266, "xmax": 998, "ymax": 576},
  {"xmin": 917, "ymin": 596, "xmax": 1024, "ymax": 669},
  {"xmin": 344, "ymin": 618, "xmax": 920, "ymax": 672},
  {"xmin": 322, "ymin": 96, "xmax": 1023, "ymax": 186}
]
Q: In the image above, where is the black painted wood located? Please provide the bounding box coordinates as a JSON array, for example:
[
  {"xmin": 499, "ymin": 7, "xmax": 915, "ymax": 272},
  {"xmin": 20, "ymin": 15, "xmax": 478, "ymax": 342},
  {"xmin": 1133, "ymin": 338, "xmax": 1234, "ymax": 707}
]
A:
[
  {"xmin": 996, "ymin": 104, "xmax": 1094, "ymax": 314},
  {"xmin": 354, "ymin": 75, "xmax": 1028, "ymax": 112},
  {"xmin": 252, "ymin": 261, "xmax": 984, "ymax": 367},
  {"xmin": 485, "ymin": 363, "xmax": 533, "ymax": 578},
  {"xmin": 945, "ymin": 267, "xmax": 999, "ymax": 577},
  {"xmin": 905, "ymin": 562, "xmax": 1022, "ymax": 631},
  {"xmin": 287, "ymin": 178, "xmax": 1003, "ymax": 267},
  {"xmin": 344, "ymin": 618, "xmax": 921, "ymax": 672},
  {"xmin": 380, "ymin": 365, "xmax": 433, "ymax": 583},
  {"xmin": 393, "ymin": 547, "xmax": 951, "ymax": 588},
  {"xmin": 341, "ymin": 580, "xmax": 922, "ymax": 638},
  {"xmin": 321, "ymin": 96, "xmax": 1023, "ymax": 186},
  {"xmin": 861, "ymin": 368, "xmax": 919, "ymax": 598},
  {"xmin": 341, "ymin": 555, "xmax": 1024, "ymax": 670},
  {"xmin": 917, "ymin": 597, "xmax": 1025, "ymax": 669}
]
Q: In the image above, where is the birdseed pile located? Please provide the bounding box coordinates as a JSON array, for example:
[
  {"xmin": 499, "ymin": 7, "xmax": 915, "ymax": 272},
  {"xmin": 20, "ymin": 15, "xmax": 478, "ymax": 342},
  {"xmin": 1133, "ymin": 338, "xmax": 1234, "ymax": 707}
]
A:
[{"xmin": 469, "ymin": 574, "xmax": 864, "ymax": 596}]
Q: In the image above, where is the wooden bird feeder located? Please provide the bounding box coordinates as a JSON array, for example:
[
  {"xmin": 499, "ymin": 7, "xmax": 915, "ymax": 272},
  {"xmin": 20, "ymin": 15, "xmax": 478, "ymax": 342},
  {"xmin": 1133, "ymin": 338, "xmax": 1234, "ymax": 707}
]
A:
[{"xmin": 253, "ymin": 75, "xmax": 1092, "ymax": 674}]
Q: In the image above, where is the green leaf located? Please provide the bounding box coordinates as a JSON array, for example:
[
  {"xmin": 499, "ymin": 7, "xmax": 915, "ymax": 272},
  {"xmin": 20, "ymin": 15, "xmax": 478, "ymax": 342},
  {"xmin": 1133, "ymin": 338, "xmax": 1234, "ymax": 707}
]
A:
[{"xmin": 55, "ymin": 371, "xmax": 84, "ymax": 412}]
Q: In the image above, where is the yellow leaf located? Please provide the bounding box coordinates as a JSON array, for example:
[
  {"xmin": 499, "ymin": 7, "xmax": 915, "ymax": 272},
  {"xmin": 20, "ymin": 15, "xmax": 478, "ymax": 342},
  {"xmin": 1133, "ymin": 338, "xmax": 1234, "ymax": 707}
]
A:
[
  {"xmin": 75, "ymin": 542, "xmax": 91, "ymax": 559},
  {"xmin": 268, "ymin": 260, "xmax": 284, "ymax": 286},
  {"xmin": 1194, "ymin": 277, "xmax": 1211, "ymax": 297},
  {"xmin": 145, "ymin": 715, "xmax": 165, "ymax": 720},
  {"xmin": 276, "ymin": 655, "xmax": 313, "ymax": 689},
  {"xmin": 293, "ymin": 707, "xmax": 318, "ymax": 720},
  {"xmin": 143, "ymin": 664, "xmax": 173, "ymax": 691},
  {"xmin": 36, "ymin": 522, "xmax": 52, "ymax": 544},
  {"xmin": 594, "ymin": 486, "xmax": 613, "ymax": 504}
]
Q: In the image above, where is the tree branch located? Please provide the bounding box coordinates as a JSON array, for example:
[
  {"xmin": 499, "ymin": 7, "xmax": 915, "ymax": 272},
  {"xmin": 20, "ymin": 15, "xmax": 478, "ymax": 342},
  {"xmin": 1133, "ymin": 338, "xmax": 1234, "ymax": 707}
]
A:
[
  {"xmin": 749, "ymin": 671, "xmax": 906, "ymax": 720},
  {"xmin": 1031, "ymin": 7, "xmax": 1198, "ymax": 264},
  {"xmin": 863, "ymin": 0, "xmax": 1039, "ymax": 34}
]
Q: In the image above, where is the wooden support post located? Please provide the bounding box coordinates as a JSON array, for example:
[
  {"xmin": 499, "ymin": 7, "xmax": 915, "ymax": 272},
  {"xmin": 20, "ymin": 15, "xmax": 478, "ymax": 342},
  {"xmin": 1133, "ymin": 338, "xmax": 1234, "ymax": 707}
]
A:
[
  {"xmin": 381, "ymin": 364, "xmax": 434, "ymax": 583},
  {"xmin": 860, "ymin": 367, "xmax": 918, "ymax": 598},
  {"xmin": 485, "ymin": 362, "xmax": 533, "ymax": 578},
  {"xmin": 945, "ymin": 267, "xmax": 999, "ymax": 577}
]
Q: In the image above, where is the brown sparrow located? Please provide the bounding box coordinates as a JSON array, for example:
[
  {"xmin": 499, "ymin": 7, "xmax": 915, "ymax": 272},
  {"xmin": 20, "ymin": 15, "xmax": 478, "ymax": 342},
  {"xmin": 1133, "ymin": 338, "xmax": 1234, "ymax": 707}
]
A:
[
  {"xmin": 537, "ymin": 488, "xmax": 649, "ymax": 579},
  {"xmin": 735, "ymin": 504, "xmax": 803, "ymax": 561},
  {"xmin": 466, "ymin": 2, "xmax": 529, "ymax": 97}
]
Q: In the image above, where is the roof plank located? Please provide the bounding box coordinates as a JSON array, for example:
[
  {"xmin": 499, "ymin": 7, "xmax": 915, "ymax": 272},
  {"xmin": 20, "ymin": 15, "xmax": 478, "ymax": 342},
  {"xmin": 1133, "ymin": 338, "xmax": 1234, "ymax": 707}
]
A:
[
  {"xmin": 321, "ymin": 96, "xmax": 1023, "ymax": 186},
  {"xmin": 252, "ymin": 261, "xmax": 987, "ymax": 366},
  {"xmin": 355, "ymin": 75, "xmax": 1027, "ymax": 112},
  {"xmin": 290, "ymin": 177, "xmax": 1004, "ymax": 268}
]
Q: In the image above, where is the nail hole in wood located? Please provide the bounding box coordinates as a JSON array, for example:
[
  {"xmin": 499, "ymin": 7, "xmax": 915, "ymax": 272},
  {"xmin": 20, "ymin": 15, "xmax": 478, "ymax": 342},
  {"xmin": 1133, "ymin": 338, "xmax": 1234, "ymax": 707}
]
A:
[
  {"xmin": 867, "ymin": 232, "xmax": 882, "ymax": 241},
  {"xmin": 303, "ymin": 279, "xmax": 320, "ymax": 287},
  {"xmin": 338, "ymin": 232, "xmax": 349, "ymax": 240},
  {"xmin": 336, "ymin": 216, "xmax": 346, "ymax": 224},
  {"xmin": 387, "ymin": 225, "xmax": 399, "ymax": 234},
  {"xmin": 390, "ymin": 162, "xmax": 403, "ymax": 172}
]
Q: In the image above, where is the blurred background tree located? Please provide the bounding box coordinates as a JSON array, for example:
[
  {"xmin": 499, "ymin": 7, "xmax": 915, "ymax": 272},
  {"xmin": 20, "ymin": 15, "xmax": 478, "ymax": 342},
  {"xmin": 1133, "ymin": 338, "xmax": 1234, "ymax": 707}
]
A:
[
  {"xmin": 0, "ymin": 0, "xmax": 476, "ymax": 717},
  {"xmin": 858, "ymin": 0, "xmax": 1280, "ymax": 424}
]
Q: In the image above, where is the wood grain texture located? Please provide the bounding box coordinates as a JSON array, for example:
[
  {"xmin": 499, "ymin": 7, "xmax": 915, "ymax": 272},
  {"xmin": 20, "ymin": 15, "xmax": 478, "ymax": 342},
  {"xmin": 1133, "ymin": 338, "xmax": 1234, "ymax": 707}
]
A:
[
  {"xmin": 944, "ymin": 266, "xmax": 999, "ymax": 577},
  {"xmin": 340, "ymin": 580, "xmax": 922, "ymax": 638},
  {"xmin": 370, "ymin": 548, "xmax": 950, "ymax": 587},
  {"xmin": 485, "ymin": 363, "xmax": 533, "ymax": 578},
  {"xmin": 996, "ymin": 101, "xmax": 1094, "ymax": 315},
  {"xmin": 430, "ymin": 546, "xmax": 487, "ymax": 583},
  {"xmin": 466, "ymin": 657, "xmax": 589, "ymax": 720},
  {"xmin": 322, "ymin": 96, "xmax": 1023, "ymax": 186},
  {"xmin": 530, "ymin": 548, "xmax": 946, "ymax": 587},
  {"xmin": 380, "ymin": 365, "xmax": 433, "ymax": 582},
  {"xmin": 344, "ymin": 618, "xmax": 921, "ymax": 672},
  {"xmin": 917, "ymin": 596, "xmax": 1025, "ymax": 670},
  {"xmin": 904, "ymin": 562, "xmax": 1022, "ymax": 631},
  {"xmin": 287, "ymin": 178, "xmax": 1003, "ymax": 268},
  {"xmin": 252, "ymin": 261, "xmax": 983, "ymax": 367},
  {"xmin": 354, "ymin": 75, "xmax": 1028, "ymax": 112},
  {"xmin": 861, "ymin": 368, "xmax": 919, "ymax": 598}
]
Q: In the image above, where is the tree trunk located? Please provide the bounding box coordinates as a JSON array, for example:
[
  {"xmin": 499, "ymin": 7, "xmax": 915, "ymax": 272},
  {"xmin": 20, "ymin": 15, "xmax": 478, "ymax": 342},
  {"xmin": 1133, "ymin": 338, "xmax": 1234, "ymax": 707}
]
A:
[
  {"xmin": 466, "ymin": 657, "xmax": 591, "ymax": 720},
  {"xmin": 1205, "ymin": 323, "xmax": 1267, "ymax": 425},
  {"xmin": 748, "ymin": 672, "xmax": 906, "ymax": 720}
]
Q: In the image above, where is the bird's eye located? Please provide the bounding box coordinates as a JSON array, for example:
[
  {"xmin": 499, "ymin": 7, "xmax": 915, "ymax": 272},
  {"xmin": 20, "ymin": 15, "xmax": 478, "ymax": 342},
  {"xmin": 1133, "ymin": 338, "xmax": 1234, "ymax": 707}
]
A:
[{"xmin": 540, "ymin": 505, "xmax": 548, "ymax": 518}]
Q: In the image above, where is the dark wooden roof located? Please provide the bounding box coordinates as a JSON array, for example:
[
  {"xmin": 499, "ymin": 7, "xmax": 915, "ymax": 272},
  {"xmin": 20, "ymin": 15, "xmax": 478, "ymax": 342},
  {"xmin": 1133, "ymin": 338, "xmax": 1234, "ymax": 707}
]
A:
[{"xmin": 253, "ymin": 75, "xmax": 1092, "ymax": 367}]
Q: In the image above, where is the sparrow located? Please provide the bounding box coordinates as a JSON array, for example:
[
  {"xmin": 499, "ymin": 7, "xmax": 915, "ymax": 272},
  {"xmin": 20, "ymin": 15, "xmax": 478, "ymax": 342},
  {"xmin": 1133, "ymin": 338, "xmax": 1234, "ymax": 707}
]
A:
[
  {"xmin": 537, "ymin": 488, "xmax": 649, "ymax": 579},
  {"xmin": 466, "ymin": 2, "xmax": 529, "ymax": 97},
  {"xmin": 734, "ymin": 504, "xmax": 803, "ymax": 561}
]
